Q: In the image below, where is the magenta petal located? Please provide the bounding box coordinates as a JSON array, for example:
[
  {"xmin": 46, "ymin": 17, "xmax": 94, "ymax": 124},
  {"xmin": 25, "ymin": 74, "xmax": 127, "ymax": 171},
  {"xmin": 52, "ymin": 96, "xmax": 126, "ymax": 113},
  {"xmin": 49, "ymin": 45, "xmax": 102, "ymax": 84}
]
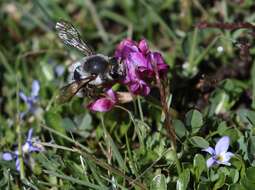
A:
[
  {"xmin": 123, "ymin": 59, "xmax": 139, "ymax": 83},
  {"xmin": 129, "ymin": 83, "xmax": 140, "ymax": 93},
  {"xmin": 129, "ymin": 52, "xmax": 147, "ymax": 67},
  {"xmin": 87, "ymin": 98, "xmax": 115, "ymax": 112},
  {"xmin": 106, "ymin": 89, "xmax": 117, "ymax": 102},
  {"xmin": 143, "ymin": 84, "xmax": 151, "ymax": 96},
  {"xmin": 115, "ymin": 38, "xmax": 138, "ymax": 59},
  {"xmin": 129, "ymin": 80, "xmax": 150, "ymax": 96},
  {"xmin": 138, "ymin": 39, "xmax": 149, "ymax": 54},
  {"xmin": 129, "ymin": 52, "xmax": 154, "ymax": 77},
  {"xmin": 148, "ymin": 52, "xmax": 169, "ymax": 74}
]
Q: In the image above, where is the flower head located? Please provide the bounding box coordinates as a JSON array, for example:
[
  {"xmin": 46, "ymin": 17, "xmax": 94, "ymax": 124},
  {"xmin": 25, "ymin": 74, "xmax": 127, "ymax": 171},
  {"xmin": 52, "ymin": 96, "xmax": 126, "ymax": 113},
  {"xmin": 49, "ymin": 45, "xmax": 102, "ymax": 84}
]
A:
[
  {"xmin": 87, "ymin": 88, "xmax": 118, "ymax": 112},
  {"xmin": 2, "ymin": 128, "xmax": 44, "ymax": 171},
  {"xmin": 202, "ymin": 136, "xmax": 234, "ymax": 168},
  {"xmin": 54, "ymin": 64, "xmax": 65, "ymax": 77},
  {"xmin": 19, "ymin": 80, "xmax": 40, "ymax": 118},
  {"xmin": 115, "ymin": 38, "xmax": 169, "ymax": 96}
]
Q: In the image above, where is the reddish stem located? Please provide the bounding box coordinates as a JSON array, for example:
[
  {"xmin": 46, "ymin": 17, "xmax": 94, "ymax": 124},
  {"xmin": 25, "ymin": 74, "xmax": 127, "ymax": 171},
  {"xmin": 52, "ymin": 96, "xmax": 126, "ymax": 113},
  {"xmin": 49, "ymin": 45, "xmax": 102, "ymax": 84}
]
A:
[{"xmin": 152, "ymin": 60, "xmax": 176, "ymax": 147}]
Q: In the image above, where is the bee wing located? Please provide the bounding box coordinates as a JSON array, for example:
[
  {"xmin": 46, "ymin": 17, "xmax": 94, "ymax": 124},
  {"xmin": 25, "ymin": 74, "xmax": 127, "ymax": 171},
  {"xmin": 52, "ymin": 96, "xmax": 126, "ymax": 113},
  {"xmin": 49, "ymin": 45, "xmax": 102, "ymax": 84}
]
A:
[
  {"xmin": 56, "ymin": 20, "xmax": 94, "ymax": 56},
  {"xmin": 57, "ymin": 76, "xmax": 95, "ymax": 103}
]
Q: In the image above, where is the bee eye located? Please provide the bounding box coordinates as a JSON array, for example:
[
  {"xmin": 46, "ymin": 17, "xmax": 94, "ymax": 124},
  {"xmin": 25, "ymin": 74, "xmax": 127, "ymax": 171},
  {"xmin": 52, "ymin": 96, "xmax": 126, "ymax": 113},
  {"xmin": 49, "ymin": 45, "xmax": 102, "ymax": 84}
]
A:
[
  {"xmin": 73, "ymin": 69, "xmax": 81, "ymax": 80},
  {"xmin": 109, "ymin": 57, "xmax": 118, "ymax": 65}
]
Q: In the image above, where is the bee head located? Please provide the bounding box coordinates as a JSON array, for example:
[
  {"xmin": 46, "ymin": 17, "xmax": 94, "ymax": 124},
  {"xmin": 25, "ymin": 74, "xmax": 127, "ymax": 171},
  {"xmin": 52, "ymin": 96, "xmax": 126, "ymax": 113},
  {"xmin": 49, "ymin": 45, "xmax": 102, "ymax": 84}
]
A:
[{"xmin": 108, "ymin": 57, "xmax": 125, "ymax": 80}]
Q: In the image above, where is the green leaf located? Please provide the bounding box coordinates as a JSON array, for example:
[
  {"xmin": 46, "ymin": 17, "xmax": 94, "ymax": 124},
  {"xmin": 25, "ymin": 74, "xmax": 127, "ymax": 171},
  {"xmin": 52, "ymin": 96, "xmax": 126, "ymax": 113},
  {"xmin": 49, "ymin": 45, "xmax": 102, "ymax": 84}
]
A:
[
  {"xmin": 217, "ymin": 121, "xmax": 228, "ymax": 135},
  {"xmin": 227, "ymin": 168, "xmax": 239, "ymax": 184},
  {"xmin": 62, "ymin": 118, "xmax": 76, "ymax": 130},
  {"xmin": 213, "ymin": 172, "xmax": 225, "ymax": 190},
  {"xmin": 249, "ymin": 136, "xmax": 255, "ymax": 157},
  {"xmin": 43, "ymin": 170, "xmax": 107, "ymax": 190},
  {"xmin": 229, "ymin": 184, "xmax": 246, "ymax": 190},
  {"xmin": 241, "ymin": 177, "xmax": 255, "ymax": 189},
  {"xmin": 173, "ymin": 119, "xmax": 187, "ymax": 138},
  {"xmin": 189, "ymin": 136, "xmax": 209, "ymax": 148},
  {"xmin": 221, "ymin": 128, "xmax": 239, "ymax": 143},
  {"xmin": 237, "ymin": 108, "xmax": 255, "ymax": 127},
  {"xmin": 150, "ymin": 174, "xmax": 167, "ymax": 190},
  {"xmin": 40, "ymin": 61, "xmax": 54, "ymax": 81},
  {"xmin": 45, "ymin": 111, "xmax": 66, "ymax": 134},
  {"xmin": 78, "ymin": 113, "xmax": 92, "ymax": 130},
  {"xmin": 198, "ymin": 183, "xmax": 209, "ymax": 190},
  {"xmin": 185, "ymin": 109, "xmax": 203, "ymax": 134},
  {"xmin": 251, "ymin": 60, "xmax": 255, "ymax": 109},
  {"xmin": 246, "ymin": 167, "xmax": 255, "ymax": 181},
  {"xmin": 193, "ymin": 154, "xmax": 206, "ymax": 181},
  {"xmin": 45, "ymin": 111, "xmax": 66, "ymax": 144},
  {"xmin": 177, "ymin": 169, "xmax": 190, "ymax": 190}
]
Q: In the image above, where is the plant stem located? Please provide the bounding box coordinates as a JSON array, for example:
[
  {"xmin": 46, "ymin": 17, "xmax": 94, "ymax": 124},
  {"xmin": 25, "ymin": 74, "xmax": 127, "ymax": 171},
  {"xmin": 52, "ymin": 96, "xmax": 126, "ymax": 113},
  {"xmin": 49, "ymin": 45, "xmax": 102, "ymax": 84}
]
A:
[
  {"xmin": 151, "ymin": 56, "xmax": 182, "ymax": 175},
  {"xmin": 16, "ymin": 79, "xmax": 25, "ymax": 180},
  {"xmin": 40, "ymin": 124, "xmax": 146, "ymax": 189},
  {"xmin": 84, "ymin": 0, "xmax": 109, "ymax": 43},
  {"xmin": 17, "ymin": 122, "xmax": 25, "ymax": 180},
  {"xmin": 137, "ymin": 96, "xmax": 144, "ymax": 123},
  {"xmin": 153, "ymin": 66, "xmax": 176, "ymax": 146}
]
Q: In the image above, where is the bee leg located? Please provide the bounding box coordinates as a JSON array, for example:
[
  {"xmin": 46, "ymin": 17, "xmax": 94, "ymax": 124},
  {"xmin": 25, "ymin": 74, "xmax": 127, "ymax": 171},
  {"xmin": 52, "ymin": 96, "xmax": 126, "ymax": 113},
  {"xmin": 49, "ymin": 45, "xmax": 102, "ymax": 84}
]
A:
[{"xmin": 83, "ymin": 84, "xmax": 101, "ymax": 98}]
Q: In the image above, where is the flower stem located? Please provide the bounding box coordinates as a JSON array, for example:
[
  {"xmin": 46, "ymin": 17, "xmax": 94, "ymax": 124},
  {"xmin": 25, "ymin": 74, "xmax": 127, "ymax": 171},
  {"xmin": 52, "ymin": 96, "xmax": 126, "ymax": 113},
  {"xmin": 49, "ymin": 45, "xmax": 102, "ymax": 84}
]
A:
[
  {"xmin": 17, "ymin": 122, "xmax": 25, "ymax": 180},
  {"xmin": 137, "ymin": 96, "xmax": 144, "ymax": 123},
  {"xmin": 16, "ymin": 78, "xmax": 25, "ymax": 180},
  {"xmin": 152, "ymin": 64, "xmax": 176, "ymax": 146},
  {"xmin": 152, "ymin": 56, "xmax": 182, "ymax": 175}
]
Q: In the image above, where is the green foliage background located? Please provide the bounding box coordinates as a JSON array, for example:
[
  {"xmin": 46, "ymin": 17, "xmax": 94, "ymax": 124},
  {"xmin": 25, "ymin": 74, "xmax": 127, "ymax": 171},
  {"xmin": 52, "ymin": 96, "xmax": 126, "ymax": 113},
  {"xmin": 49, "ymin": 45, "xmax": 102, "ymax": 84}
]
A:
[{"xmin": 1, "ymin": 0, "xmax": 255, "ymax": 189}]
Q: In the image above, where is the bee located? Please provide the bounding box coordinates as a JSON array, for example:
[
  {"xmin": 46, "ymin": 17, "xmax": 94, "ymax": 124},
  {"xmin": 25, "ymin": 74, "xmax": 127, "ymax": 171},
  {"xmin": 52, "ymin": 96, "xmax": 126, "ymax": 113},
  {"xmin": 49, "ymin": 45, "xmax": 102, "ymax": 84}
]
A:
[{"xmin": 55, "ymin": 20, "xmax": 124, "ymax": 103}]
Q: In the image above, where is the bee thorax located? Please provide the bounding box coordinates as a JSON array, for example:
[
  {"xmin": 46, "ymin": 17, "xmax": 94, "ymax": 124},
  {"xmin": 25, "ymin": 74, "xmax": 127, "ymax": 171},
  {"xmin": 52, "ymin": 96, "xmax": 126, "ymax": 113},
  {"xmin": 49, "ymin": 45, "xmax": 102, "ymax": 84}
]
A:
[{"xmin": 89, "ymin": 76, "xmax": 103, "ymax": 85}]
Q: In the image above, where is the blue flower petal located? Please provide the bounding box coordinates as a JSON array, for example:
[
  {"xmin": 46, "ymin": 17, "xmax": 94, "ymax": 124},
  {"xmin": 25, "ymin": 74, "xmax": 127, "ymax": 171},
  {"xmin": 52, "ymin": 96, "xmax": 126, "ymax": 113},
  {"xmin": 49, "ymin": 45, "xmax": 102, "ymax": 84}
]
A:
[
  {"xmin": 202, "ymin": 147, "xmax": 215, "ymax": 155},
  {"xmin": 27, "ymin": 128, "xmax": 33, "ymax": 141},
  {"xmin": 31, "ymin": 80, "xmax": 40, "ymax": 97},
  {"xmin": 29, "ymin": 146, "xmax": 42, "ymax": 152},
  {"xmin": 55, "ymin": 65, "xmax": 65, "ymax": 77},
  {"xmin": 15, "ymin": 158, "xmax": 20, "ymax": 171},
  {"xmin": 2, "ymin": 153, "xmax": 13, "ymax": 161},
  {"xmin": 19, "ymin": 92, "xmax": 28, "ymax": 102},
  {"xmin": 217, "ymin": 160, "xmax": 231, "ymax": 166},
  {"xmin": 215, "ymin": 136, "xmax": 230, "ymax": 155},
  {"xmin": 206, "ymin": 157, "xmax": 216, "ymax": 168},
  {"xmin": 222, "ymin": 152, "xmax": 234, "ymax": 162}
]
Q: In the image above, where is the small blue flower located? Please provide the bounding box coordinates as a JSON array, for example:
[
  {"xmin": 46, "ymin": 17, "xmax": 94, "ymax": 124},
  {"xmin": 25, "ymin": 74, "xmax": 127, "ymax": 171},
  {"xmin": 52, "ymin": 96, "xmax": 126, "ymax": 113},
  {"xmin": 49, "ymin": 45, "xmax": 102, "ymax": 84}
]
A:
[
  {"xmin": 2, "ymin": 128, "xmax": 44, "ymax": 171},
  {"xmin": 19, "ymin": 80, "xmax": 40, "ymax": 118},
  {"xmin": 48, "ymin": 58, "xmax": 65, "ymax": 77},
  {"xmin": 54, "ymin": 65, "xmax": 65, "ymax": 77},
  {"xmin": 203, "ymin": 136, "xmax": 234, "ymax": 168}
]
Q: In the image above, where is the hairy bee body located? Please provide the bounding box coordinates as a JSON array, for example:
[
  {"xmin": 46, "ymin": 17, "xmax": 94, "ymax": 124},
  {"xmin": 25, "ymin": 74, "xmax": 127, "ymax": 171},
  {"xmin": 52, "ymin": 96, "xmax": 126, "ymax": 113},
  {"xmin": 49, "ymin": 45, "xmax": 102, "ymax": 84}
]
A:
[
  {"xmin": 69, "ymin": 54, "xmax": 122, "ymax": 98},
  {"xmin": 55, "ymin": 20, "xmax": 124, "ymax": 103}
]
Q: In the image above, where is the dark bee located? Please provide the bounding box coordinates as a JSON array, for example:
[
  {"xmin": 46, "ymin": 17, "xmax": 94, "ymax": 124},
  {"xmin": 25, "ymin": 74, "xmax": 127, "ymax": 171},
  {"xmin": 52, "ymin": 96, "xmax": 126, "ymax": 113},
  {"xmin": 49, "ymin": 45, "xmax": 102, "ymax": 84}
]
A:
[{"xmin": 55, "ymin": 20, "xmax": 124, "ymax": 103}]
